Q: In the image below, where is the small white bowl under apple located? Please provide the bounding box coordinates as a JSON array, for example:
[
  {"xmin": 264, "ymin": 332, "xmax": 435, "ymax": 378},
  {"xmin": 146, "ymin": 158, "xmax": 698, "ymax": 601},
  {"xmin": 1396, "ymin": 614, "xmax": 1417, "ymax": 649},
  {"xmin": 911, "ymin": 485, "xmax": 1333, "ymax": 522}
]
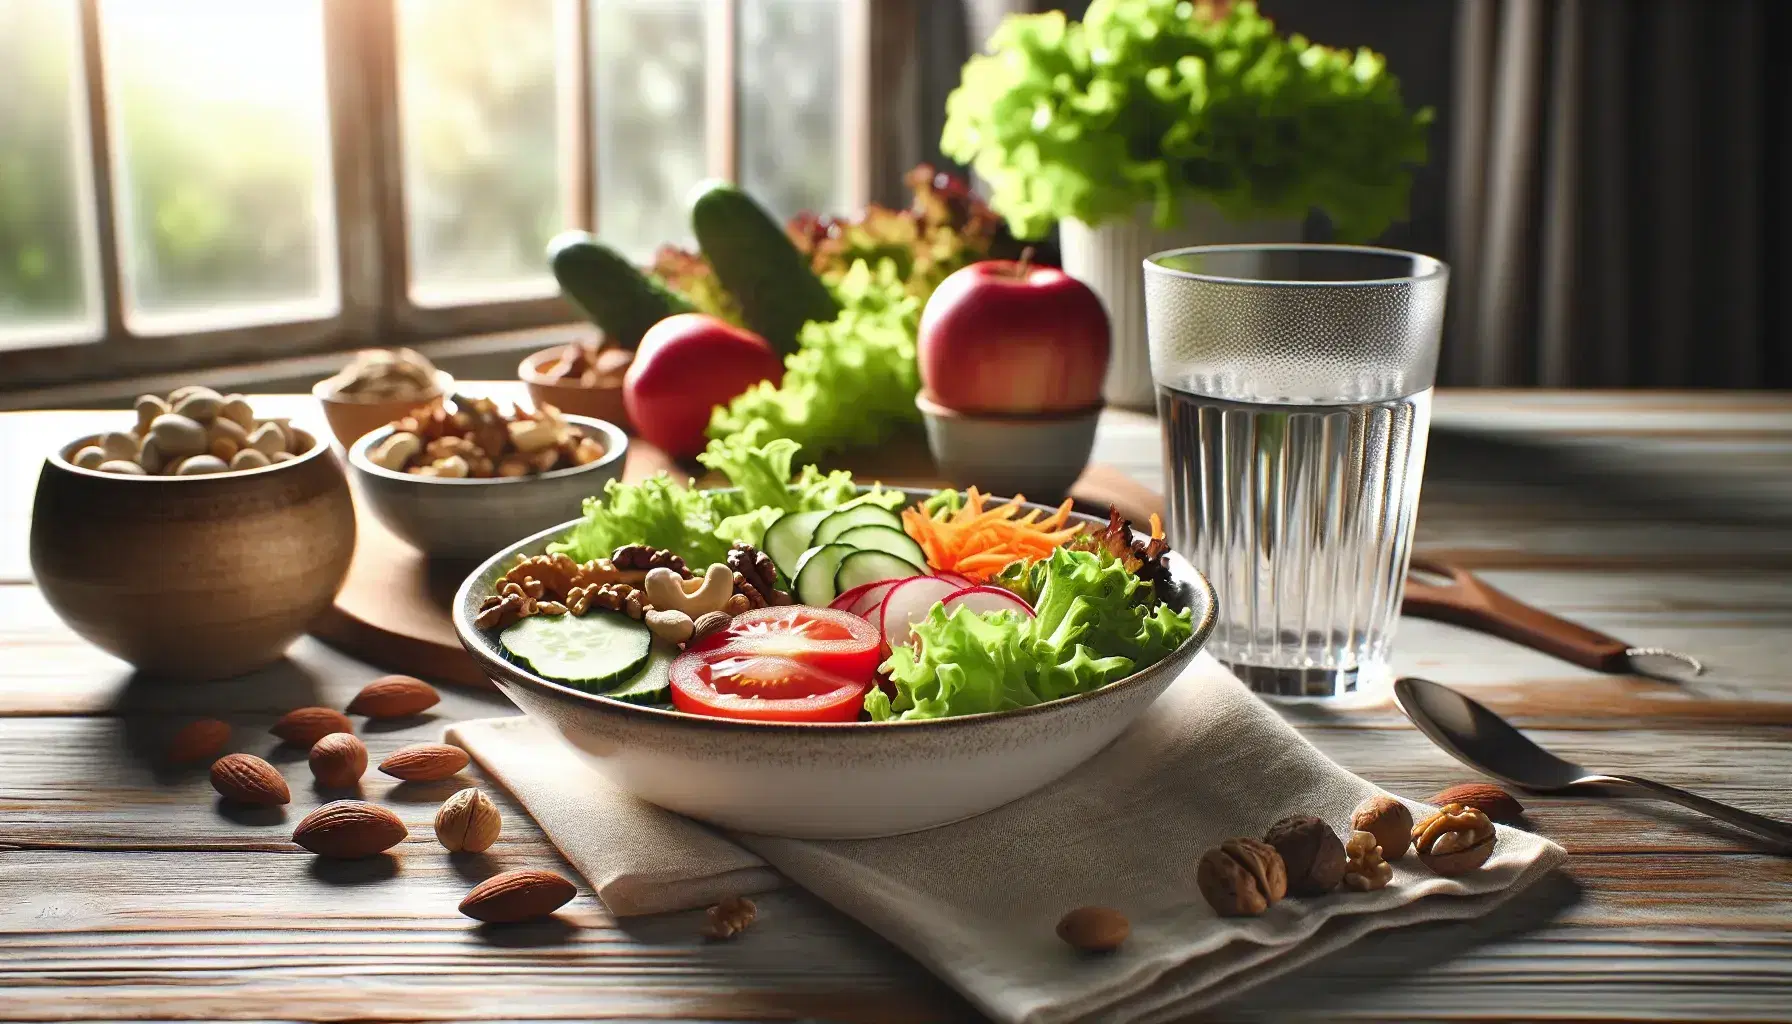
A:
[{"xmin": 916, "ymin": 254, "xmax": 1112, "ymax": 498}]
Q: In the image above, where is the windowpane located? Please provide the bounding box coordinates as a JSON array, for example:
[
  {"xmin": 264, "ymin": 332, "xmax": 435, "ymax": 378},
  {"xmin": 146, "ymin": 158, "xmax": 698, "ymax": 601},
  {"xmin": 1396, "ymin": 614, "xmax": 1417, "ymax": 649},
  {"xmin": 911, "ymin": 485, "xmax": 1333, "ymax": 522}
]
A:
[
  {"xmin": 0, "ymin": 0, "xmax": 98, "ymax": 348},
  {"xmin": 738, "ymin": 0, "xmax": 845, "ymax": 221},
  {"xmin": 591, "ymin": 0, "xmax": 709, "ymax": 263},
  {"xmin": 101, "ymin": 0, "xmax": 336, "ymax": 331},
  {"xmin": 398, "ymin": 0, "xmax": 561, "ymax": 305}
]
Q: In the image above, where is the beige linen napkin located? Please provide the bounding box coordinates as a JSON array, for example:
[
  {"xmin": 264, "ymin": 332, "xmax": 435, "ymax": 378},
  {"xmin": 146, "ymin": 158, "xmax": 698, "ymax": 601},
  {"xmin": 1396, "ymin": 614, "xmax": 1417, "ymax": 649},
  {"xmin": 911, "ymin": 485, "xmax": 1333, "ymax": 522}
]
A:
[{"xmin": 448, "ymin": 654, "xmax": 1565, "ymax": 1023}]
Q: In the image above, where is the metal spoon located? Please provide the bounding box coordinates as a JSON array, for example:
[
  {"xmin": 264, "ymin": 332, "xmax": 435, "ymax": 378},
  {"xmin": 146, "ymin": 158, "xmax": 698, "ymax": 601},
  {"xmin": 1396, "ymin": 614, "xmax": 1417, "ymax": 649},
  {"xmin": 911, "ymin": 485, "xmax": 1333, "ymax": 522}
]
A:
[{"xmin": 1394, "ymin": 676, "xmax": 1792, "ymax": 850}]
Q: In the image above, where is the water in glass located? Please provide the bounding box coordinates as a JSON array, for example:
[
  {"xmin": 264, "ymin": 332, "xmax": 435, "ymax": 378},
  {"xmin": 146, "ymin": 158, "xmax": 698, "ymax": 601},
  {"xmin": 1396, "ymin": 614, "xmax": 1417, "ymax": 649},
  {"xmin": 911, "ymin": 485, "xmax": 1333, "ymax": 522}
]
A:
[{"xmin": 1160, "ymin": 384, "xmax": 1431, "ymax": 695}]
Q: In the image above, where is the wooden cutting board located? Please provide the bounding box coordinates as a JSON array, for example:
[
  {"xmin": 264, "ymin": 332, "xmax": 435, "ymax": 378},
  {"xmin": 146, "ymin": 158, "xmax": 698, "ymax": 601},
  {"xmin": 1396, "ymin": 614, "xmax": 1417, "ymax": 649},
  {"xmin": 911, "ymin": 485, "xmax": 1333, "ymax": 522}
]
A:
[{"xmin": 309, "ymin": 436, "xmax": 1163, "ymax": 690}]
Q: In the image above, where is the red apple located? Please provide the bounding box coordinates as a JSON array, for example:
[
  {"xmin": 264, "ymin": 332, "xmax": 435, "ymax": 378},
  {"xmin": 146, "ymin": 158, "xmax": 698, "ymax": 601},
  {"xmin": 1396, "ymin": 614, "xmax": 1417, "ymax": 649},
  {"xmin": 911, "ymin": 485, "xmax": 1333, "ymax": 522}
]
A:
[
  {"xmin": 918, "ymin": 259, "xmax": 1110, "ymax": 415},
  {"xmin": 624, "ymin": 313, "xmax": 783, "ymax": 458}
]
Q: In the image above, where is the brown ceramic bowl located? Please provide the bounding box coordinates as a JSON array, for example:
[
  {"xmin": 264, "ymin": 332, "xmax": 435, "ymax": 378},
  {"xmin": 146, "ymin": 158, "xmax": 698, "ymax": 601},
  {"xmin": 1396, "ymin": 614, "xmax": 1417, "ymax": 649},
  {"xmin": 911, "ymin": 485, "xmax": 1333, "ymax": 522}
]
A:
[
  {"xmin": 30, "ymin": 426, "xmax": 357, "ymax": 681},
  {"xmin": 312, "ymin": 369, "xmax": 454, "ymax": 449},
  {"xmin": 518, "ymin": 345, "xmax": 631, "ymax": 430}
]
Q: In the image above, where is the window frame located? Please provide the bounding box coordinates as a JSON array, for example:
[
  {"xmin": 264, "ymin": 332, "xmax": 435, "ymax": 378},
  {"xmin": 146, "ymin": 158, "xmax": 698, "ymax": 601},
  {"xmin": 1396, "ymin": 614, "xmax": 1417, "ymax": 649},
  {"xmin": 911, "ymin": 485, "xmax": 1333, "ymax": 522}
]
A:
[{"xmin": 1, "ymin": 0, "xmax": 879, "ymax": 393}]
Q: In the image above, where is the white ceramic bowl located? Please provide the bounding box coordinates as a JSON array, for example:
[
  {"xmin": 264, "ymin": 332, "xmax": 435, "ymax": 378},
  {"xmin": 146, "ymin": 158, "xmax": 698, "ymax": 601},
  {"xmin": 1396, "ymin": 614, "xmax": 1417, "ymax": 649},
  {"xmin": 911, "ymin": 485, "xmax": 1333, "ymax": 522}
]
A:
[
  {"xmin": 917, "ymin": 392, "xmax": 1100, "ymax": 500},
  {"xmin": 452, "ymin": 492, "xmax": 1216, "ymax": 839},
  {"xmin": 347, "ymin": 415, "xmax": 627, "ymax": 561}
]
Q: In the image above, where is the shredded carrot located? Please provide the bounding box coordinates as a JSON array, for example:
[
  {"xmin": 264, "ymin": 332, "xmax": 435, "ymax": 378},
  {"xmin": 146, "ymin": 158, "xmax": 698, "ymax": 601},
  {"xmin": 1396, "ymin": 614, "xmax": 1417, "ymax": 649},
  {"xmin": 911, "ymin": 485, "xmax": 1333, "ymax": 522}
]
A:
[{"xmin": 902, "ymin": 491, "xmax": 1084, "ymax": 582}]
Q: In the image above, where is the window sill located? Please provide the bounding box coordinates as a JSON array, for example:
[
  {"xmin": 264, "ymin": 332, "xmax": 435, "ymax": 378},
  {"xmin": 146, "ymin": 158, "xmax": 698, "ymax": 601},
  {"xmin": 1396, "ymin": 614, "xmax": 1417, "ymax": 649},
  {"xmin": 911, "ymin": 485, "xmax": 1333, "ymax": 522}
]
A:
[{"xmin": 0, "ymin": 322, "xmax": 593, "ymax": 412}]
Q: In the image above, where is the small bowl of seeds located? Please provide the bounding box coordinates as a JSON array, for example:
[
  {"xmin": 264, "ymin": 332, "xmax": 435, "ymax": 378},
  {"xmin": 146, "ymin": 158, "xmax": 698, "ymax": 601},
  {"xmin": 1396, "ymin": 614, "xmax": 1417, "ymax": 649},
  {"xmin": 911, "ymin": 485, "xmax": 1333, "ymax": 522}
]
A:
[{"xmin": 347, "ymin": 396, "xmax": 627, "ymax": 561}]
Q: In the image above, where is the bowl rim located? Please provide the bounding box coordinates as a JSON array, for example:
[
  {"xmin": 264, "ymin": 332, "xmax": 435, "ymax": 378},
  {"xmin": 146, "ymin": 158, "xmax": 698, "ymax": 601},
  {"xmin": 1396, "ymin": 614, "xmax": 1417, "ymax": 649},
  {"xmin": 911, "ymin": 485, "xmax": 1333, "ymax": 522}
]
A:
[
  {"xmin": 50, "ymin": 422, "xmax": 329, "ymax": 481},
  {"xmin": 347, "ymin": 413, "xmax": 629, "ymax": 486},
  {"xmin": 452, "ymin": 489, "xmax": 1217, "ymax": 733}
]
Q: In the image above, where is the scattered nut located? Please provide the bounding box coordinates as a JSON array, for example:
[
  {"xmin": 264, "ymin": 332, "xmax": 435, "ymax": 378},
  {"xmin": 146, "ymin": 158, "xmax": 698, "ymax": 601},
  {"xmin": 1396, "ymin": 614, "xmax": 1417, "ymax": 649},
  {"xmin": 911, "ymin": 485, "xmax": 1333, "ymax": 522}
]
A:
[
  {"xmin": 1429, "ymin": 782, "xmax": 1524, "ymax": 823},
  {"xmin": 209, "ymin": 753, "xmax": 290, "ymax": 805},
  {"xmin": 1350, "ymin": 794, "xmax": 1414, "ymax": 861},
  {"xmin": 1197, "ymin": 837, "xmax": 1287, "ymax": 917},
  {"xmin": 71, "ymin": 445, "xmax": 106, "ymax": 469},
  {"xmin": 435, "ymin": 788, "xmax": 501, "ymax": 854},
  {"xmin": 379, "ymin": 742, "xmax": 470, "ymax": 781},
  {"xmin": 167, "ymin": 718, "xmax": 231, "ymax": 764},
  {"xmin": 308, "ymin": 732, "xmax": 369, "ymax": 788},
  {"xmin": 460, "ymin": 869, "xmax": 575, "ymax": 923},
  {"xmin": 702, "ymin": 895, "xmax": 758, "ymax": 940},
  {"xmin": 292, "ymin": 800, "xmax": 408, "ymax": 859},
  {"xmin": 270, "ymin": 706, "xmax": 354, "ymax": 747},
  {"xmin": 1413, "ymin": 803, "xmax": 1496, "ymax": 876},
  {"xmin": 1263, "ymin": 814, "xmax": 1347, "ymax": 896},
  {"xmin": 1056, "ymin": 906, "xmax": 1128, "ymax": 952},
  {"xmin": 346, "ymin": 675, "xmax": 441, "ymax": 718},
  {"xmin": 1342, "ymin": 830, "xmax": 1393, "ymax": 891},
  {"xmin": 97, "ymin": 459, "xmax": 145, "ymax": 475}
]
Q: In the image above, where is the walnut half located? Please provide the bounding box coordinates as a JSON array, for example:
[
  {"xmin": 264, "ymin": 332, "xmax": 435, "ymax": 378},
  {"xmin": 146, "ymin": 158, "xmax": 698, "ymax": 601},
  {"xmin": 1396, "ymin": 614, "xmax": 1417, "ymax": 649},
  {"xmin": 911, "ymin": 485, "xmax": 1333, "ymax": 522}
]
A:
[
  {"xmin": 1196, "ymin": 837, "xmax": 1287, "ymax": 917},
  {"xmin": 1413, "ymin": 803, "xmax": 1496, "ymax": 876}
]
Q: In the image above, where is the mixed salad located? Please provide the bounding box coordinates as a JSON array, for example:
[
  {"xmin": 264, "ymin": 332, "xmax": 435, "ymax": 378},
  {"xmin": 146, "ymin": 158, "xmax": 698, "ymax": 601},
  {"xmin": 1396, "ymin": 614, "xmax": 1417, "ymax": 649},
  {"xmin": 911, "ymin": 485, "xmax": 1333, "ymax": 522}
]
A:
[{"xmin": 480, "ymin": 440, "xmax": 1193, "ymax": 723}]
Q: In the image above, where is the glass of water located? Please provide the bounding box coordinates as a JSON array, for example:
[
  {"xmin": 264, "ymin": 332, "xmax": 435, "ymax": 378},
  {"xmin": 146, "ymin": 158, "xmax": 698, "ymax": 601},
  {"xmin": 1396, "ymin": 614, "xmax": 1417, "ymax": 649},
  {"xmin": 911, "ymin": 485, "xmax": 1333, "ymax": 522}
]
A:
[{"xmin": 1142, "ymin": 245, "xmax": 1449, "ymax": 698}]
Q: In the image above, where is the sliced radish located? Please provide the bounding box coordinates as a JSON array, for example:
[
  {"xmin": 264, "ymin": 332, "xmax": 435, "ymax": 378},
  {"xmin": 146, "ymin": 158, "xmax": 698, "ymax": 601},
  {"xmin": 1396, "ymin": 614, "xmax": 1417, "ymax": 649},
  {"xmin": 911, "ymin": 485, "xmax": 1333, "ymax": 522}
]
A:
[
  {"xmin": 942, "ymin": 585, "xmax": 1035, "ymax": 618},
  {"xmin": 877, "ymin": 576, "xmax": 960, "ymax": 648},
  {"xmin": 831, "ymin": 577, "xmax": 906, "ymax": 617},
  {"xmin": 848, "ymin": 578, "xmax": 904, "ymax": 618},
  {"xmin": 934, "ymin": 570, "xmax": 975, "ymax": 588}
]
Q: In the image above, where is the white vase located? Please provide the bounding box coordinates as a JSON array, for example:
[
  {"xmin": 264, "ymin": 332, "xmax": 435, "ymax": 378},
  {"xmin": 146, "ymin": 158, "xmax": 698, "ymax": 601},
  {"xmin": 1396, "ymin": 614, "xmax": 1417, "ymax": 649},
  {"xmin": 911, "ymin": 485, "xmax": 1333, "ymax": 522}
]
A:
[{"xmin": 1059, "ymin": 204, "xmax": 1304, "ymax": 410}]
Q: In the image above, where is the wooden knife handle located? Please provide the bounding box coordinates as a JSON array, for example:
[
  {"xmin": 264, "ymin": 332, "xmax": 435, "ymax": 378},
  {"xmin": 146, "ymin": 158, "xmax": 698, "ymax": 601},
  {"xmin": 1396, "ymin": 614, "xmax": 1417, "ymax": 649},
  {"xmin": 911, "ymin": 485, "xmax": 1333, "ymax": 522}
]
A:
[{"xmin": 1402, "ymin": 557, "xmax": 1632, "ymax": 672}]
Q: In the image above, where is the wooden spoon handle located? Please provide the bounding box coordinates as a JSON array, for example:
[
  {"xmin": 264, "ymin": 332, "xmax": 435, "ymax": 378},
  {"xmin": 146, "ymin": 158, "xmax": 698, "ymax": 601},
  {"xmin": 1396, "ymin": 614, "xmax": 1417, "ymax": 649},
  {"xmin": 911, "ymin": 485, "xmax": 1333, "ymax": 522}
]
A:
[{"xmin": 1402, "ymin": 560, "xmax": 1632, "ymax": 672}]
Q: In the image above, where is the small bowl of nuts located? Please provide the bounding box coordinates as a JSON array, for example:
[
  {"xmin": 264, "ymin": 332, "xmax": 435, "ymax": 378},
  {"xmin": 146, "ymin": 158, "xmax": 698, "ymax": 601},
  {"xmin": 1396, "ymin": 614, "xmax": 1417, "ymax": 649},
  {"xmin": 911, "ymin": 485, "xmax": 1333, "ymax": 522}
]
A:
[
  {"xmin": 30, "ymin": 387, "xmax": 356, "ymax": 680},
  {"xmin": 313, "ymin": 348, "xmax": 453, "ymax": 448},
  {"xmin": 347, "ymin": 397, "xmax": 627, "ymax": 561},
  {"xmin": 518, "ymin": 338, "xmax": 633, "ymax": 430}
]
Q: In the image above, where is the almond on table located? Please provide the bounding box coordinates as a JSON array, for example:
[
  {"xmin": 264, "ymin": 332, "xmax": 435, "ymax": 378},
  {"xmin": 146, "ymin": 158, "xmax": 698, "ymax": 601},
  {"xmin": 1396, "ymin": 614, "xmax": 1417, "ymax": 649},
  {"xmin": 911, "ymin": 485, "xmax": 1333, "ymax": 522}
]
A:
[
  {"xmin": 346, "ymin": 675, "xmax": 441, "ymax": 719},
  {"xmin": 379, "ymin": 743, "xmax": 470, "ymax": 782}
]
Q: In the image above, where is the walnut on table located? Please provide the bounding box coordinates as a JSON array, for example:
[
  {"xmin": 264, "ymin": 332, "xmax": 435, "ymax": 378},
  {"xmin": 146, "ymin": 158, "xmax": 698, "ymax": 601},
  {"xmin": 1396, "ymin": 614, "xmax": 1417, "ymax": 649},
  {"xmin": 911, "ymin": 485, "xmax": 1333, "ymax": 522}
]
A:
[
  {"xmin": 1342, "ymin": 830, "xmax": 1393, "ymax": 891},
  {"xmin": 726, "ymin": 542, "xmax": 792, "ymax": 608}
]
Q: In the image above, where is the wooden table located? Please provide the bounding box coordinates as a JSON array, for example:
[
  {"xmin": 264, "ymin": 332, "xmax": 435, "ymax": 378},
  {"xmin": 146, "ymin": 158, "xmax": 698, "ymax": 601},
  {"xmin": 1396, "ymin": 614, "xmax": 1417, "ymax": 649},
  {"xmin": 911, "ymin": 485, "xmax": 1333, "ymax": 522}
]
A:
[{"xmin": 4, "ymin": 389, "xmax": 1790, "ymax": 1021}]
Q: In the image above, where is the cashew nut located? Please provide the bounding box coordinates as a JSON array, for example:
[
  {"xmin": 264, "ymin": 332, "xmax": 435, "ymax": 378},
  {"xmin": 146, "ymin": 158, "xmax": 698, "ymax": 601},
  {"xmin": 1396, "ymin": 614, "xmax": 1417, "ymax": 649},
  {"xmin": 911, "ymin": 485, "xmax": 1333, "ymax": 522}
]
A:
[
  {"xmin": 644, "ymin": 564, "xmax": 734, "ymax": 618},
  {"xmin": 368, "ymin": 431, "xmax": 421, "ymax": 471},
  {"xmin": 644, "ymin": 609, "xmax": 695, "ymax": 646},
  {"xmin": 247, "ymin": 421, "xmax": 286, "ymax": 457},
  {"xmin": 432, "ymin": 455, "xmax": 470, "ymax": 478},
  {"xmin": 508, "ymin": 417, "xmax": 559, "ymax": 455}
]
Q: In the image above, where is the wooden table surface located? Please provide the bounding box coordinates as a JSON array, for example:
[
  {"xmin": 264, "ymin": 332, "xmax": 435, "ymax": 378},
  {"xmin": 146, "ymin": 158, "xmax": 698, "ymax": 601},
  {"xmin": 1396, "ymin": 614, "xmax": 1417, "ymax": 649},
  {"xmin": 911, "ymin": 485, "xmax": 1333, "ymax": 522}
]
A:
[{"xmin": 4, "ymin": 388, "xmax": 1791, "ymax": 1022}]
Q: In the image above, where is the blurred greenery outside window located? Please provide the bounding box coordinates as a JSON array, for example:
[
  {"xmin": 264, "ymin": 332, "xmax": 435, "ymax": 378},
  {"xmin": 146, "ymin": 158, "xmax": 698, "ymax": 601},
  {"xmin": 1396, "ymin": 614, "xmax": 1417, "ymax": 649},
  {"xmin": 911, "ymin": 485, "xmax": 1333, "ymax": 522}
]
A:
[{"xmin": 0, "ymin": 0, "xmax": 856, "ymax": 379}]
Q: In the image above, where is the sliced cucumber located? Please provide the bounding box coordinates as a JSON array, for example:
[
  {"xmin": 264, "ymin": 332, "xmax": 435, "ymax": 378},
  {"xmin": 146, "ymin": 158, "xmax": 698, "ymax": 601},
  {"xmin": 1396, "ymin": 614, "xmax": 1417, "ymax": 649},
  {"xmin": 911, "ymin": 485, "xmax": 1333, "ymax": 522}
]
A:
[
  {"xmin": 811, "ymin": 503, "xmax": 904, "ymax": 546},
  {"xmin": 792, "ymin": 543, "xmax": 856, "ymax": 606},
  {"xmin": 832, "ymin": 524, "xmax": 927, "ymax": 567},
  {"xmin": 834, "ymin": 549, "xmax": 926, "ymax": 595},
  {"xmin": 601, "ymin": 645, "xmax": 674, "ymax": 705},
  {"xmin": 763, "ymin": 508, "xmax": 831, "ymax": 580},
  {"xmin": 500, "ymin": 611, "xmax": 652, "ymax": 691}
]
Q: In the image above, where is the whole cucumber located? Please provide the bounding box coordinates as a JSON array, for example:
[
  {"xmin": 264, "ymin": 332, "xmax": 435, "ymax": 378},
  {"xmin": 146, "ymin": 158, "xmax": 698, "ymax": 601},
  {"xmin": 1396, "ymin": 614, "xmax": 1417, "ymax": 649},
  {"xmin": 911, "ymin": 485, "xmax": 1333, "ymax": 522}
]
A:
[
  {"xmin": 546, "ymin": 230, "xmax": 694, "ymax": 350},
  {"xmin": 688, "ymin": 181, "xmax": 840, "ymax": 358}
]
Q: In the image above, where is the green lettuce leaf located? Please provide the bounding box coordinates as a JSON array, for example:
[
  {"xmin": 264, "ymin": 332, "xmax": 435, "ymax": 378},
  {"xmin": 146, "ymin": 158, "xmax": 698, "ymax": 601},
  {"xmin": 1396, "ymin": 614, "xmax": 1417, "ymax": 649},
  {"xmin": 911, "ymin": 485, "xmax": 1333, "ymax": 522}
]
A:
[
  {"xmin": 707, "ymin": 259, "xmax": 923, "ymax": 457},
  {"xmin": 548, "ymin": 438, "xmax": 896, "ymax": 566},
  {"xmin": 868, "ymin": 547, "xmax": 1192, "ymax": 721}
]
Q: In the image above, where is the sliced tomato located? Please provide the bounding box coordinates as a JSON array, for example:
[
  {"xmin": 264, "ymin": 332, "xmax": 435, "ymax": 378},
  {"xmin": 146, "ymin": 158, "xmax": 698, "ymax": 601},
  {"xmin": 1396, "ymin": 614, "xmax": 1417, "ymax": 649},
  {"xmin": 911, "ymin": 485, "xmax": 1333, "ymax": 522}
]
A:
[
  {"xmin": 692, "ymin": 605, "xmax": 883, "ymax": 681},
  {"xmin": 669, "ymin": 606, "xmax": 883, "ymax": 723},
  {"xmin": 670, "ymin": 653, "xmax": 868, "ymax": 723}
]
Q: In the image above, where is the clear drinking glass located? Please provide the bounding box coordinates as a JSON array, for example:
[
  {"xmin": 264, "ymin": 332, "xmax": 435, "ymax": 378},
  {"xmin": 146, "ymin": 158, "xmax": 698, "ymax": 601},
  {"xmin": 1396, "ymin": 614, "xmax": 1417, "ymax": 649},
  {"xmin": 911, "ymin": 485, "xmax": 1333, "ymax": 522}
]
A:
[{"xmin": 1142, "ymin": 245, "xmax": 1449, "ymax": 697}]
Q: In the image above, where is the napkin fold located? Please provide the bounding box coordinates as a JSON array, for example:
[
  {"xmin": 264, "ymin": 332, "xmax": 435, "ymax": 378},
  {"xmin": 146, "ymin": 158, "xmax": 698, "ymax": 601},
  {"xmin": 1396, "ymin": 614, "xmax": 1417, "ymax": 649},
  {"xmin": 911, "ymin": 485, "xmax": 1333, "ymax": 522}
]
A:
[{"xmin": 447, "ymin": 654, "xmax": 1565, "ymax": 1024}]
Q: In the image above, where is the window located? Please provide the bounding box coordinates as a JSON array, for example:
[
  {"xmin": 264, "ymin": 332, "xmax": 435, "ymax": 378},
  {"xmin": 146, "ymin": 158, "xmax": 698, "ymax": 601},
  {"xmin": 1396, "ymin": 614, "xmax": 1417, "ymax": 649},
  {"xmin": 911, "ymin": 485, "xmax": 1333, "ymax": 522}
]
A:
[{"xmin": 0, "ymin": 0, "xmax": 873, "ymax": 390}]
